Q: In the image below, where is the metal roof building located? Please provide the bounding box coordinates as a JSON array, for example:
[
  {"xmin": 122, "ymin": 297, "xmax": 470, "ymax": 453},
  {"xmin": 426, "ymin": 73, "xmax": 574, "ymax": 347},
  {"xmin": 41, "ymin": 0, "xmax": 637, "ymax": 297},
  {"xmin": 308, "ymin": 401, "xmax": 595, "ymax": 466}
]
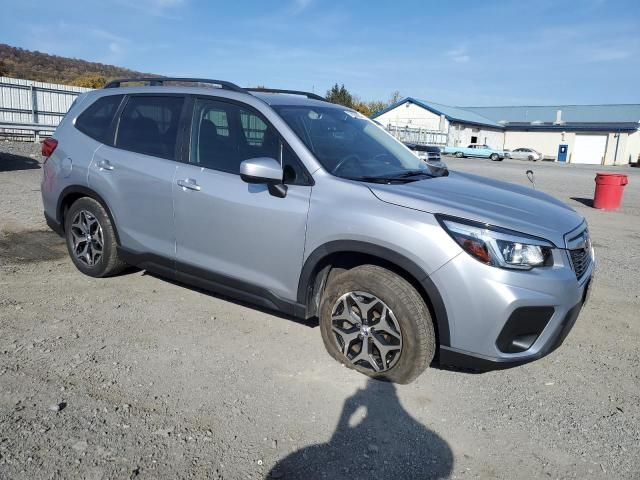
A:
[{"xmin": 373, "ymin": 98, "xmax": 640, "ymax": 166}]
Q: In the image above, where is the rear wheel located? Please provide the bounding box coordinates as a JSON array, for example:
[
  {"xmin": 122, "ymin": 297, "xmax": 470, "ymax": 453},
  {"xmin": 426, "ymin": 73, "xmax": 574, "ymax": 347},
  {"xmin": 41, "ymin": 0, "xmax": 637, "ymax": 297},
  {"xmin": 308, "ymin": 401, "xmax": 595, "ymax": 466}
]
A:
[
  {"xmin": 528, "ymin": 155, "xmax": 534, "ymax": 161},
  {"xmin": 64, "ymin": 197, "xmax": 126, "ymax": 278},
  {"xmin": 319, "ymin": 265, "xmax": 436, "ymax": 384},
  {"xmin": 455, "ymin": 152, "xmax": 464, "ymax": 158}
]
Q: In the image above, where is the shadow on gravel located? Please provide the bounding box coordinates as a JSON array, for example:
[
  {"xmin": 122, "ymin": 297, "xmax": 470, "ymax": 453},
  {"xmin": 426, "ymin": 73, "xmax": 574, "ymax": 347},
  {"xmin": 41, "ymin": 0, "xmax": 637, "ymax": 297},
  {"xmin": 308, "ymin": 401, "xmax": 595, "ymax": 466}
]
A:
[
  {"xmin": 143, "ymin": 272, "xmax": 319, "ymax": 328},
  {"xmin": 0, "ymin": 229, "xmax": 67, "ymax": 263},
  {"xmin": 0, "ymin": 152, "xmax": 41, "ymax": 172},
  {"xmin": 268, "ymin": 378, "xmax": 453, "ymax": 479},
  {"xmin": 571, "ymin": 197, "xmax": 594, "ymax": 208}
]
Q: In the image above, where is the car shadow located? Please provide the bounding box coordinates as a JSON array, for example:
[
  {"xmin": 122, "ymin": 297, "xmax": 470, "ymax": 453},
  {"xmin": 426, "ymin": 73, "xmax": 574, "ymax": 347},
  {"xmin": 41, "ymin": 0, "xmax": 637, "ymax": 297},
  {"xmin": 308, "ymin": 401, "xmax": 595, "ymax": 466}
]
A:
[
  {"xmin": 570, "ymin": 197, "xmax": 594, "ymax": 208},
  {"xmin": 142, "ymin": 271, "xmax": 319, "ymax": 328},
  {"xmin": 0, "ymin": 151, "xmax": 41, "ymax": 172},
  {"xmin": 268, "ymin": 378, "xmax": 453, "ymax": 479},
  {"xmin": 0, "ymin": 229, "xmax": 67, "ymax": 263}
]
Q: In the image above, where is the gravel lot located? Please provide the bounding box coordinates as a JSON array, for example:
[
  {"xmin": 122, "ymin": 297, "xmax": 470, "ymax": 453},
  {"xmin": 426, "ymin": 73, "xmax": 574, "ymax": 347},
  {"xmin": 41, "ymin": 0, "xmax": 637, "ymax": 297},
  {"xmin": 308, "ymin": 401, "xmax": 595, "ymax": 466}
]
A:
[{"xmin": 1, "ymin": 140, "xmax": 639, "ymax": 479}]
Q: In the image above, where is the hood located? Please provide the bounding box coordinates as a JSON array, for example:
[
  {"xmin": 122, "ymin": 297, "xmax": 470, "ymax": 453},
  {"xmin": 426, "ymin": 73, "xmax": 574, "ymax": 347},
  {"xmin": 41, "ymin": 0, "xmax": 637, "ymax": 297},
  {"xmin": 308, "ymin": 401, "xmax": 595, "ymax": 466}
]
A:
[{"xmin": 368, "ymin": 170, "xmax": 584, "ymax": 247}]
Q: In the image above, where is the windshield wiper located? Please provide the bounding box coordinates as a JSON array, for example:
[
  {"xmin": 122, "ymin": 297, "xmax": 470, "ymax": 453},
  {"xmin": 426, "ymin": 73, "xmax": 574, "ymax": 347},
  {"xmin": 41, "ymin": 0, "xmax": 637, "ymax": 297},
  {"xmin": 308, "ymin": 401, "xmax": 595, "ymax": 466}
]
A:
[
  {"xmin": 390, "ymin": 170, "xmax": 434, "ymax": 179},
  {"xmin": 342, "ymin": 175, "xmax": 417, "ymax": 184}
]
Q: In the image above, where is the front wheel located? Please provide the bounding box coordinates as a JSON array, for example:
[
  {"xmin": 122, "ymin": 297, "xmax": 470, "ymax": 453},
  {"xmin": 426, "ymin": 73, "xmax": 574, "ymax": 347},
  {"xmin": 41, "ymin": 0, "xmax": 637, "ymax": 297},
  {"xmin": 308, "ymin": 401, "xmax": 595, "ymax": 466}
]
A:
[
  {"xmin": 319, "ymin": 265, "xmax": 436, "ymax": 384},
  {"xmin": 490, "ymin": 153, "xmax": 500, "ymax": 161}
]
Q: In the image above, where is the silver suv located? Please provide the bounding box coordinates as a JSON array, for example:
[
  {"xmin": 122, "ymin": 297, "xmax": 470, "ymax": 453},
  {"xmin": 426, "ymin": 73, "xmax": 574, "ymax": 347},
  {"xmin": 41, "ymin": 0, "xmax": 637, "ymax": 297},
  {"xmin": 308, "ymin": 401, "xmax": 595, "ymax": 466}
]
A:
[{"xmin": 41, "ymin": 78, "xmax": 594, "ymax": 383}]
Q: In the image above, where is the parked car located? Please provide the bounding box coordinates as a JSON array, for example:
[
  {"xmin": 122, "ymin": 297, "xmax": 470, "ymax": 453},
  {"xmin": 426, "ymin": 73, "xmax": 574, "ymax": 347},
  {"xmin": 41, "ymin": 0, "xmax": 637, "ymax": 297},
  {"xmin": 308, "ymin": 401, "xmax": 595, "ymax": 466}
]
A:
[
  {"xmin": 404, "ymin": 143, "xmax": 448, "ymax": 175},
  {"xmin": 443, "ymin": 143, "xmax": 505, "ymax": 161},
  {"xmin": 41, "ymin": 77, "xmax": 594, "ymax": 383},
  {"xmin": 509, "ymin": 148, "xmax": 543, "ymax": 161},
  {"xmin": 404, "ymin": 143, "xmax": 441, "ymax": 163}
]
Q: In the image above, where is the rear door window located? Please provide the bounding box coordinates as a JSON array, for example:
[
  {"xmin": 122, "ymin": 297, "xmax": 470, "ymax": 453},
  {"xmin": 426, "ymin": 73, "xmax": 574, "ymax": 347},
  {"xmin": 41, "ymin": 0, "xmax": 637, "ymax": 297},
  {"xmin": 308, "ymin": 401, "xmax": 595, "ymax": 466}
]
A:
[
  {"xmin": 115, "ymin": 95, "xmax": 185, "ymax": 160},
  {"xmin": 75, "ymin": 95, "xmax": 123, "ymax": 143}
]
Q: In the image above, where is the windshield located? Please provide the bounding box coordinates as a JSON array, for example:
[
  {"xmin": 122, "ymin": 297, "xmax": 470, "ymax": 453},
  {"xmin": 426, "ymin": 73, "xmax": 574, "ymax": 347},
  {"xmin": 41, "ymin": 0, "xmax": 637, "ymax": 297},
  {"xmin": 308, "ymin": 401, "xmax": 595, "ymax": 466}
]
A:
[{"xmin": 272, "ymin": 105, "xmax": 445, "ymax": 182}]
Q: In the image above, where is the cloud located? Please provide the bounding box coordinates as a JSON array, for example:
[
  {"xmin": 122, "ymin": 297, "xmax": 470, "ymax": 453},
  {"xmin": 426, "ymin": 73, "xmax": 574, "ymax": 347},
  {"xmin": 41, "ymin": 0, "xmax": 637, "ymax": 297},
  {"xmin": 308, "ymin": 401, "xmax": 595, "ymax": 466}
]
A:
[
  {"xmin": 150, "ymin": 0, "xmax": 185, "ymax": 6},
  {"xmin": 108, "ymin": 42, "xmax": 122, "ymax": 54},
  {"xmin": 114, "ymin": 0, "xmax": 187, "ymax": 18},
  {"xmin": 291, "ymin": 0, "xmax": 313, "ymax": 14},
  {"xmin": 585, "ymin": 48, "xmax": 633, "ymax": 63},
  {"xmin": 445, "ymin": 47, "xmax": 470, "ymax": 63}
]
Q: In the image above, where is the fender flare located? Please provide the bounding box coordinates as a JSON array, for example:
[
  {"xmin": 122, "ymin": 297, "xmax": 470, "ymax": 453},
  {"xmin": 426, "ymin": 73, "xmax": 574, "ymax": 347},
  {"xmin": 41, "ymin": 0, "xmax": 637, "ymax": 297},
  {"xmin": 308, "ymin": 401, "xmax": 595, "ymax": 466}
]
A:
[
  {"xmin": 297, "ymin": 240, "xmax": 450, "ymax": 347},
  {"xmin": 56, "ymin": 185, "xmax": 121, "ymax": 244}
]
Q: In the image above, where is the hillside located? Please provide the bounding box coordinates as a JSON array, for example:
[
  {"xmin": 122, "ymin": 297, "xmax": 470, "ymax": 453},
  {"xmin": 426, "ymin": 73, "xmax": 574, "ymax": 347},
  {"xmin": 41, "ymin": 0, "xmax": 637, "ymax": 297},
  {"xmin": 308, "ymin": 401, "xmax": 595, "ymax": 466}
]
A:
[{"xmin": 0, "ymin": 44, "xmax": 156, "ymax": 87}]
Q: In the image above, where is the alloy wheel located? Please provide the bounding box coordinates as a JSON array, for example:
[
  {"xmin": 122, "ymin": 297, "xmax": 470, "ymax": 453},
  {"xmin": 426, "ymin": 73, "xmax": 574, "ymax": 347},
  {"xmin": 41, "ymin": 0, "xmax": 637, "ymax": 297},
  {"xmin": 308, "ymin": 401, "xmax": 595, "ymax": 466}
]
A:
[
  {"xmin": 69, "ymin": 210, "xmax": 104, "ymax": 266},
  {"xmin": 331, "ymin": 291, "xmax": 403, "ymax": 372}
]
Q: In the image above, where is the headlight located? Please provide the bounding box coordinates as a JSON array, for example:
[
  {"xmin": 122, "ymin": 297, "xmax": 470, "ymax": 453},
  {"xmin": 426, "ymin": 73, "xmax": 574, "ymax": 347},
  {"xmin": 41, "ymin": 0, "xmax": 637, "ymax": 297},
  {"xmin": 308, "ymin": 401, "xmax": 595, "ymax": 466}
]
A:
[{"xmin": 438, "ymin": 215, "xmax": 554, "ymax": 270}]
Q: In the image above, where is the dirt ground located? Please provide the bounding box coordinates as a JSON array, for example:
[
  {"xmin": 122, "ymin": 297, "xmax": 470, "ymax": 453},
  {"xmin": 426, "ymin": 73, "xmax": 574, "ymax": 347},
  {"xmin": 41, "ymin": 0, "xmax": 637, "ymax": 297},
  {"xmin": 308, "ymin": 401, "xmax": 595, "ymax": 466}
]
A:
[{"xmin": 1, "ymin": 140, "xmax": 639, "ymax": 479}]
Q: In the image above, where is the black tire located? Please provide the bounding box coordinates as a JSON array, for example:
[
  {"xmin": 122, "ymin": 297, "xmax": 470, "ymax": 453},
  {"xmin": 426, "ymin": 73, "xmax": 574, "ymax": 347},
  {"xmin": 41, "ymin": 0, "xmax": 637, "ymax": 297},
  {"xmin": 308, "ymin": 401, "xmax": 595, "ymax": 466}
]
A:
[
  {"xmin": 528, "ymin": 155, "xmax": 534, "ymax": 161},
  {"xmin": 319, "ymin": 265, "xmax": 436, "ymax": 384},
  {"xmin": 490, "ymin": 153, "xmax": 500, "ymax": 161},
  {"xmin": 455, "ymin": 152, "xmax": 464, "ymax": 158},
  {"xmin": 64, "ymin": 197, "xmax": 126, "ymax": 278}
]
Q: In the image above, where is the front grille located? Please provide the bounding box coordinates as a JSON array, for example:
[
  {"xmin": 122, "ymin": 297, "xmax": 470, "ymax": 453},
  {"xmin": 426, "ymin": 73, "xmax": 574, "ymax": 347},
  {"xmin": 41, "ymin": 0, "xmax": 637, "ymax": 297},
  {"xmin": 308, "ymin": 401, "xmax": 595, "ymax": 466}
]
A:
[
  {"xmin": 569, "ymin": 247, "xmax": 591, "ymax": 279},
  {"xmin": 566, "ymin": 226, "xmax": 592, "ymax": 280}
]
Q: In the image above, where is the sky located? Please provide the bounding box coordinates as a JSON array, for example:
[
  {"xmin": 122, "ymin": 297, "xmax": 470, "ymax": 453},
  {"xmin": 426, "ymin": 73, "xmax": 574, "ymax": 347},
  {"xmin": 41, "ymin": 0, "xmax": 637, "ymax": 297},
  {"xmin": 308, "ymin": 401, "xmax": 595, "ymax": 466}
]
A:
[{"xmin": 2, "ymin": 0, "xmax": 639, "ymax": 106}]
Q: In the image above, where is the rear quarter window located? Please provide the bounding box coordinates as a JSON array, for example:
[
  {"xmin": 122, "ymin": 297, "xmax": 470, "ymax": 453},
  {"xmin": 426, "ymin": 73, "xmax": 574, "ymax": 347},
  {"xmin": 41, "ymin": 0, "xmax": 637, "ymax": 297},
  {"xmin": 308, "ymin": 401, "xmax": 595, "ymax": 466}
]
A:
[{"xmin": 75, "ymin": 95, "xmax": 124, "ymax": 143}]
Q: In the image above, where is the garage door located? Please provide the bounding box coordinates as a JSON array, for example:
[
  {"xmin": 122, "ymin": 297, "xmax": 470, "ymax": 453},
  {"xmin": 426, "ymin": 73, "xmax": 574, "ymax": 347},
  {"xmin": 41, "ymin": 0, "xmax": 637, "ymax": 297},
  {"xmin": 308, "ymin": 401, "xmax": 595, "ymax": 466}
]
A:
[{"xmin": 573, "ymin": 134, "xmax": 607, "ymax": 164}]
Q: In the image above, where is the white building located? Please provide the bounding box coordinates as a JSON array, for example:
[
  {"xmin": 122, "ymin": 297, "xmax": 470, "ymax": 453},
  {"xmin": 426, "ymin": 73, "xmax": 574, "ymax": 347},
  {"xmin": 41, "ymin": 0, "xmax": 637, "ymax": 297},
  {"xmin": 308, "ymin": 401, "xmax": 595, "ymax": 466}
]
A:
[{"xmin": 373, "ymin": 98, "xmax": 640, "ymax": 165}]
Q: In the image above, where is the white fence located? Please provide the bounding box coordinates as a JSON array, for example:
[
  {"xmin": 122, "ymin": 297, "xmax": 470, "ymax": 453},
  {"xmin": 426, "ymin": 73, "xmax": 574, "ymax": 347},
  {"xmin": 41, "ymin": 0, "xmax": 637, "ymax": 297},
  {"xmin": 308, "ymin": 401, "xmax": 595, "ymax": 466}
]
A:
[
  {"xmin": 385, "ymin": 125, "xmax": 448, "ymax": 147},
  {"xmin": 0, "ymin": 76, "xmax": 90, "ymax": 141}
]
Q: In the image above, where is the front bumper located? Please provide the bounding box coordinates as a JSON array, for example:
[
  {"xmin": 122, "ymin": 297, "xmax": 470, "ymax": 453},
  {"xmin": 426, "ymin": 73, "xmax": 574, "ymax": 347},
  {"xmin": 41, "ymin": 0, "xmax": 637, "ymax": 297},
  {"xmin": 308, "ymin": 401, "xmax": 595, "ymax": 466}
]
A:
[{"xmin": 432, "ymin": 242, "xmax": 594, "ymax": 371}]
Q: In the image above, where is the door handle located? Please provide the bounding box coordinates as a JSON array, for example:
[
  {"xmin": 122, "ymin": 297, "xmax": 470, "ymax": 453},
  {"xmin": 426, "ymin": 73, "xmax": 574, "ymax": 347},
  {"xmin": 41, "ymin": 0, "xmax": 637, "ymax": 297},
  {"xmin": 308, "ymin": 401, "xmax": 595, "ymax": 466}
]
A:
[
  {"xmin": 98, "ymin": 159, "xmax": 114, "ymax": 171},
  {"xmin": 177, "ymin": 178, "xmax": 201, "ymax": 191}
]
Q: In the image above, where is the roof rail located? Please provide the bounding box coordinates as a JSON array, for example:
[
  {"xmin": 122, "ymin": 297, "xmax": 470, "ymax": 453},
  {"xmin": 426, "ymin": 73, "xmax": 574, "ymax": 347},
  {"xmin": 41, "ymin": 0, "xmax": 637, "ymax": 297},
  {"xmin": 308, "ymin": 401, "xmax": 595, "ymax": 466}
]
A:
[
  {"xmin": 104, "ymin": 77, "xmax": 245, "ymax": 93},
  {"xmin": 246, "ymin": 87, "xmax": 325, "ymax": 102},
  {"xmin": 103, "ymin": 78, "xmax": 326, "ymax": 102}
]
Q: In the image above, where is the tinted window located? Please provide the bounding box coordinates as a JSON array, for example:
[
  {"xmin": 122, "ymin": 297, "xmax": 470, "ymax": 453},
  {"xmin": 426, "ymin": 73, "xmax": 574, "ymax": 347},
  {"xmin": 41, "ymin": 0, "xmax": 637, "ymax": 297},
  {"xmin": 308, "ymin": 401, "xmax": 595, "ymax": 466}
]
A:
[
  {"xmin": 282, "ymin": 143, "xmax": 311, "ymax": 185},
  {"xmin": 240, "ymin": 109, "xmax": 271, "ymax": 147},
  {"xmin": 75, "ymin": 95, "xmax": 123, "ymax": 143},
  {"xmin": 272, "ymin": 105, "xmax": 444, "ymax": 180},
  {"xmin": 191, "ymin": 99, "xmax": 310, "ymax": 185},
  {"xmin": 116, "ymin": 95, "xmax": 184, "ymax": 160},
  {"xmin": 204, "ymin": 108, "xmax": 229, "ymax": 137}
]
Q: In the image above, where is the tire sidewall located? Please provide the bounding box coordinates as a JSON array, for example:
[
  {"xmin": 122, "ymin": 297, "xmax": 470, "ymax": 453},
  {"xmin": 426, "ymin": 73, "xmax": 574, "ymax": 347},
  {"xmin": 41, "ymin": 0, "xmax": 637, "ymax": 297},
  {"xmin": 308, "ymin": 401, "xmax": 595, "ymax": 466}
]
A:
[
  {"xmin": 64, "ymin": 198, "xmax": 115, "ymax": 278},
  {"xmin": 319, "ymin": 267, "xmax": 435, "ymax": 383}
]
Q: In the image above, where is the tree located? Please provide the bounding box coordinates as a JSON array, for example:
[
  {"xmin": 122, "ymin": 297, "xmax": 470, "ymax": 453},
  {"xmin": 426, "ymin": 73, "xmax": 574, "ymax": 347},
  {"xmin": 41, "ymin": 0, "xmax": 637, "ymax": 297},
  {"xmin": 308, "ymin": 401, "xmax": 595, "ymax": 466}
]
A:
[
  {"xmin": 0, "ymin": 44, "xmax": 154, "ymax": 86},
  {"xmin": 71, "ymin": 74, "xmax": 107, "ymax": 88},
  {"xmin": 351, "ymin": 98, "xmax": 372, "ymax": 117},
  {"xmin": 326, "ymin": 83, "xmax": 354, "ymax": 108},
  {"xmin": 348, "ymin": 97, "xmax": 390, "ymax": 118},
  {"xmin": 388, "ymin": 90, "xmax": 402, "ymax": 105},
  {"xmin": 324, "ymin": 83, "xmax": 398, "ymax": 118},
  {"xmin": 367, "ymin": 100, "xmax": 387, "ymax": 116},
  {"xmin": 0, "ymin": 60, "xmax": 6, "ymax": 77}
]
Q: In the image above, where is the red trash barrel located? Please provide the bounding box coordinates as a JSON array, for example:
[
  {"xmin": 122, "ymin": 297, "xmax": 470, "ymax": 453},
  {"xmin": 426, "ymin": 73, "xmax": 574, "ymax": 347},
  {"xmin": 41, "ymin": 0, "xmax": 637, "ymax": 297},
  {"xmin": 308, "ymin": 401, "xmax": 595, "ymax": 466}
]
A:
[{"xmin": 593, "ymin": 173, "xmax": 628, "ymax": 210}]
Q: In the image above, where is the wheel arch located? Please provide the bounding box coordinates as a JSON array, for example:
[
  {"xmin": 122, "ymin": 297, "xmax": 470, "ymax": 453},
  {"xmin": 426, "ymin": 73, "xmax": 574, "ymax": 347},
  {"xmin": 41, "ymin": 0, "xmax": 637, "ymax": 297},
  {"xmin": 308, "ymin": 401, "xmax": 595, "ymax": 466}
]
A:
[
  {"xmin": 298, "ymin": 240, "xmax": 450, "ymax": 347},
  {"xmin": 56, "ymin": 185, "xmax": 121, "ymax": 245}
]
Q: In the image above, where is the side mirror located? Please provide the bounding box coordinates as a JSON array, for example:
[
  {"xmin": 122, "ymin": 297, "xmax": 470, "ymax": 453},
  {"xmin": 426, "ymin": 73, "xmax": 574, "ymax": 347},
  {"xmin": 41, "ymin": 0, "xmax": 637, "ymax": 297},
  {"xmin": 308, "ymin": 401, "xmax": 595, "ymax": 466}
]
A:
[{"xmin": 239, "ymin": 157, "xmax": 287, "ymax": 198}]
